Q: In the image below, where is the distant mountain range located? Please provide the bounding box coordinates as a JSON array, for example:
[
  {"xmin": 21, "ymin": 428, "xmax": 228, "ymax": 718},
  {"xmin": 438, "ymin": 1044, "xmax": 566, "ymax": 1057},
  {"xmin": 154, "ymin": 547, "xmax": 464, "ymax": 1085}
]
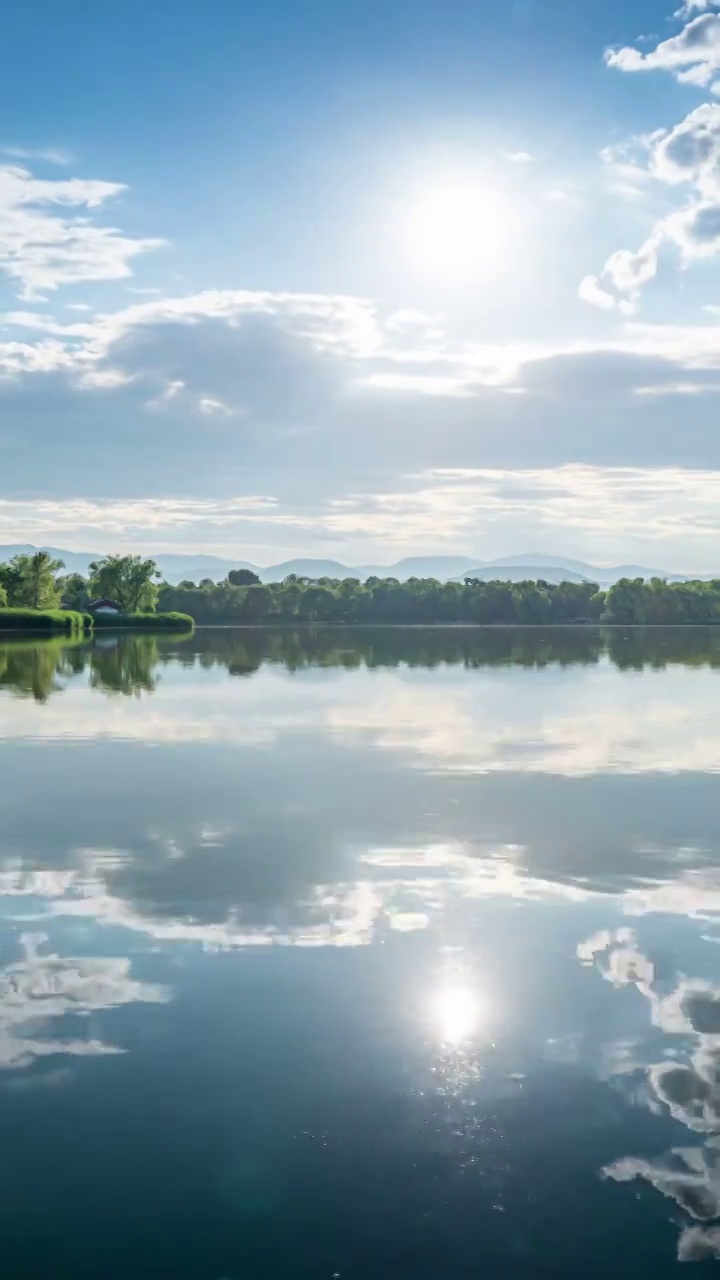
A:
[
  {"xmin": 0, "ymin": 545, "xmax": 715, "ymax": 586},
  {"xmin": 449, "ymin": 564, "xmax": 593, "ymax": 585}
]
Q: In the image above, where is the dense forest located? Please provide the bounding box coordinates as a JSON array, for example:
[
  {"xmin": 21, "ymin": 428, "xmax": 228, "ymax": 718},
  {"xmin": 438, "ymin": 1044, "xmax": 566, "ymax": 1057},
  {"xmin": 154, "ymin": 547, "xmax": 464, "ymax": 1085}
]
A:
[
  {"xmin": 158, "ymin": 574, "xmax": 720, "ymax": 625},
  {"xmin": 4, "ymin": 550, "xmax": 720, "ymax": 626}
]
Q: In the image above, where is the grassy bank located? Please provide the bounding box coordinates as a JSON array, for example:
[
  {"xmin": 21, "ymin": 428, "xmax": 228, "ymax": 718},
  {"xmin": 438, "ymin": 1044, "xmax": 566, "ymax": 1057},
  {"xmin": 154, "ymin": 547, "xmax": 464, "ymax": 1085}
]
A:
[
  {"xmin": 92, "ymin": 611, "xmax": 194, "ymax": 631},
  {"xmin": 0, "ymin": 608, "xmax": 90, "ymax": 633},
  {"xmin": 0, "ymin": 608, "xmax": 193, "ymax": 633}
]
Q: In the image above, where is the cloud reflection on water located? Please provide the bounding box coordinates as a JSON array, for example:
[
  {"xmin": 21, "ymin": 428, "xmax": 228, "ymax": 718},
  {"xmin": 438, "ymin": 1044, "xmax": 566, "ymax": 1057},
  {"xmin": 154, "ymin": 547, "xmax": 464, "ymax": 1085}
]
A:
[
  {"xmin": 580, "ymin": 928, "xmax": 720, "ymax": 1260},
  {"xmin": 5, "ymin": 630, "xmax": 720, "ymax": 779},
  {"xmin": 5, "ymin": 662, "xmax": 720, "ymax": 778},
  {"xmin": 0, "ymin": 931, "xmax": 167, "ymax": 1069}
]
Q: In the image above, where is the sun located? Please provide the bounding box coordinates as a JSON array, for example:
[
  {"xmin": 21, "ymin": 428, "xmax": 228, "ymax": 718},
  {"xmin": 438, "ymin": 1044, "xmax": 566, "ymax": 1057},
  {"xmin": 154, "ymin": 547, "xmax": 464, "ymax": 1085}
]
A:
[{"xmin": 406, "ymin": 178, "xmax": 515, "ymax": 279}]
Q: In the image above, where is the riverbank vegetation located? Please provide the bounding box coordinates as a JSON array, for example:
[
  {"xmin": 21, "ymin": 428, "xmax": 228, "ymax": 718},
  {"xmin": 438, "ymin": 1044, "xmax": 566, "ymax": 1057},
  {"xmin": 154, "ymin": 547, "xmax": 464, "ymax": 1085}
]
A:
[
  {"xmin": 92, "ymin": 611, "xmax": 193, "ymax": 630},
  {"xmin": 0, "ymin": 608, "xmax": 89, "ymax": 633},
  {"xmin": 3, "ymin": 549, "xmax": 720, "ymax": 627},
  {"xmin": 0, "ymin": 552, "xmax": 191, "ymax": 632}
]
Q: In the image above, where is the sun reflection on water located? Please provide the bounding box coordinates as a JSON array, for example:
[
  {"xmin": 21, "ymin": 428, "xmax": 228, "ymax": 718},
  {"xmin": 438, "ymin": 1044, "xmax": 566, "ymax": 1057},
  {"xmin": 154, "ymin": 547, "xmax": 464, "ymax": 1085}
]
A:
[{"xmin": 433, "ymin": 982, "xmax": 485, "ymax": 1046}]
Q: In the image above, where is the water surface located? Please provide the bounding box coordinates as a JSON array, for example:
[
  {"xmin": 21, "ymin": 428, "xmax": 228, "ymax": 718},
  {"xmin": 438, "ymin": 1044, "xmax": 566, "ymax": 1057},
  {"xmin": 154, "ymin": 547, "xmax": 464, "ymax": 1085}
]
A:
[{"xmin": 2, "ymin": 627, "xmax": 720, "ymax": 1276}]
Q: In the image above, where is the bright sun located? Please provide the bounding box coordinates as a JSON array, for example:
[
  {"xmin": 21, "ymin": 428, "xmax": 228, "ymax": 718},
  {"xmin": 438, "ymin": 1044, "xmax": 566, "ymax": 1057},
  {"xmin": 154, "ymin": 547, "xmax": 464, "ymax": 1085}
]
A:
[{"xmin": 406, "ymin": 179, "xmax": 515, "ymax": 279}]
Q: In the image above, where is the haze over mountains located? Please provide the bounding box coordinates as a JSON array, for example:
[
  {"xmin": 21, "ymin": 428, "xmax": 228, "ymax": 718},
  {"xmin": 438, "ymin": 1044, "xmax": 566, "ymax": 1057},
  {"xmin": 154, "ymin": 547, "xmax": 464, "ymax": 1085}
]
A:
[{"xmin": 1, "ymin": 545, "xmax": 716, "ymax": 587}]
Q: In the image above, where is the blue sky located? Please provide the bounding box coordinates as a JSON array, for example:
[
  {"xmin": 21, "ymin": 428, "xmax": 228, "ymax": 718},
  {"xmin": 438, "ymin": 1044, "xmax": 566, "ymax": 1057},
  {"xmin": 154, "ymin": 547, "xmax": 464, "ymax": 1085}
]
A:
[{"xmin": 4, "ymin": 0, "xmax": 720, "ymax": 568}]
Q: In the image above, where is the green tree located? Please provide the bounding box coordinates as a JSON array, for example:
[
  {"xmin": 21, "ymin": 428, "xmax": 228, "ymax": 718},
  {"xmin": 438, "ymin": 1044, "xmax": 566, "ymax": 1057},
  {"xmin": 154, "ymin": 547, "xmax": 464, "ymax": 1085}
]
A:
[
  {"xmin": 602, "ymin": 578, "xmax": 646, "ymax": 624},
  {"xmin": 10, "ymin": 552, "xmax": 64, "ymax": 609},
  {"xmin": 296, "ymin": 584, "xmax": 338, "ymax": 622},
  {"xmin": 277, "ymin": 580, "xmax": 303, "ymax": 620},
  {"xmin": 88, "ymin": 555, "xmax": 160, "ymax": 613},
  {"xmin": 228, "ymin": 568, "xmax": 261, "ymax": 587},
  {"xmin": 0, "ymin": 583, "xmax": 6, "ymax": 607},
  {"xmin": 60, "ymin": 572, "xmax": 90, "ymax": 611},
  {"xmin": 548, "ymin": 581, "xmax": 602, "ymax": 623},
  {"xmin": 242, "ymin": 584, "xmax": 274, "ymax": 620},
  {"xmin": 0, "ymin": 561, "xmax": 22, "ymax": 605},
  {"xmin": 511, "ymin": 581, "xmax": 550, "ymax": 624}
]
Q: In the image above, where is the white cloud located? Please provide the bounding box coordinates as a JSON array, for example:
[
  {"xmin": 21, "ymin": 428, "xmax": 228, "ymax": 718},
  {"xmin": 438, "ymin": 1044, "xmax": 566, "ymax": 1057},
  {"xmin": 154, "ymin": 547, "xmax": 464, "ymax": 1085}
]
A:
[
  {"xmin": 578, "ymin": 274, "xmax": 619, "ymax": 310},
  {"xmin": 8, "ymin": 283, "xmax": 720, "ymax": 394},
  {"xmin": 340, "ymin": 465, "xmax": 720, "ymax": 556},
  {"xmin": 607, "ymin": 14, "xmax": 720, "ymax": 87},
  {"xmin": 7, "ymin": 281, "xmax": 720, "ymax": 551},
  {"xmin": 580, "ymin": 237, "xmax": 661, "ymax": 313},
  {"xmin": 586, "ymin": 32, "xmax": 720, "ymax": 306},
  {"xmin": 96, "ymin": 288, "xmax": 384, "ymax": 357},
  {"xmin": 653, "ymin": 104, "xmax": 720, "ymax": 193},
  {"xmin": 582, "ymin": 104, "xmax": 720, "ymax": 307},
  {"xmin": 1, "ymin": 146, "xmax": 73, "ymax": 166},
  {"xmin": 0, "ymin": 164, "xmax": 162, "ymax": 299},
  {"xmin": 675, "ymin": 0, "xmax": 719, "ymax": 19},
  {"xmin": 10, "ymin": 463, "xmax": 720, "ymax": 565},
  {"xmin": 198, "ymin": 395, "xmax": 234, "ymax": 416},
  {"xmin": 666, "ymin": 198, "xmax": 720, "ymax": 259},
  {"xmin": 0, "ymin": 494, "xmax": 281, "ymax": 545}
]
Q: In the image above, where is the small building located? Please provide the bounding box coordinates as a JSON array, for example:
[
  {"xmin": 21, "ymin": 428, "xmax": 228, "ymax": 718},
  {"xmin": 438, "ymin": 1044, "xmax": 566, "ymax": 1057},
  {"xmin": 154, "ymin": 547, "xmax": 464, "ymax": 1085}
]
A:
[{"xmin": 87, "ymin": 598, "xmax": 122, "ymax": 616}]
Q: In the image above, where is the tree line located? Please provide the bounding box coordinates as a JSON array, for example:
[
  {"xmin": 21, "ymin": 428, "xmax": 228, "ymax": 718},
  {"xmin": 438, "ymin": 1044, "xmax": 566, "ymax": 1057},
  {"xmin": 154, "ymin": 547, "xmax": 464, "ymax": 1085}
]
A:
[
  {"xmin": 146, "ymin": 570, "xmax": 720, "ymax": 626},
  {"xmin": 4, "ymin": 552, "xmax": 720, "ymax": 626}
]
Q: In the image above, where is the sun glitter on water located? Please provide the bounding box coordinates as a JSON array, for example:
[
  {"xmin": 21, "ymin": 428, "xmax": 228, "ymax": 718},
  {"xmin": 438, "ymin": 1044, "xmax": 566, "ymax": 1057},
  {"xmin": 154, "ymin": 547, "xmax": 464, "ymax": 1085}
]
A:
[{"xmin": 432, "ymin": 982, "xmax": 486, "ymax": 1045}]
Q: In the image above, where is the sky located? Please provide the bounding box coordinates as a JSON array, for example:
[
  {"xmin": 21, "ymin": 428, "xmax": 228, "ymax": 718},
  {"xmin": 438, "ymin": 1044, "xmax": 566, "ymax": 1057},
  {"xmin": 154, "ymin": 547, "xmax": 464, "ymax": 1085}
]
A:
[{"xmin": 4, "ymin": 0, "xmax": 720, "ymax": 569}]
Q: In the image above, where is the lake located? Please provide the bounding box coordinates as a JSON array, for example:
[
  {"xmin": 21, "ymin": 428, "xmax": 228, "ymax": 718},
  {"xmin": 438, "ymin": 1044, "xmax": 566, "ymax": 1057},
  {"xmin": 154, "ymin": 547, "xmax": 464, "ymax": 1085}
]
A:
[{"xmin": 2, "ymin": 626, "xmax": 720, "ymax": 1277}]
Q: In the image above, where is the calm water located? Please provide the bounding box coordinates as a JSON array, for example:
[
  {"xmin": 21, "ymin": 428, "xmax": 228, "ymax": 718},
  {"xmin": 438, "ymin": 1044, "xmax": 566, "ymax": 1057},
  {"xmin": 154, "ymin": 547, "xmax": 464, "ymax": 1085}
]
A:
[{"xmin": 2, "ymin": 627, "xmax": 720, "ymax": 1276}]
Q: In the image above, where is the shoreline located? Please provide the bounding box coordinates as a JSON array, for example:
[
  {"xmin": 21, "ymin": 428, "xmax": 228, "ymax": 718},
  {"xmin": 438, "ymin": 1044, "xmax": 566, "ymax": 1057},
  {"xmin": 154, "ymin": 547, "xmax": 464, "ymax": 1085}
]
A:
[{"xmin": 6, "ymin": 621, "xmax": 720, "ymax": 636}]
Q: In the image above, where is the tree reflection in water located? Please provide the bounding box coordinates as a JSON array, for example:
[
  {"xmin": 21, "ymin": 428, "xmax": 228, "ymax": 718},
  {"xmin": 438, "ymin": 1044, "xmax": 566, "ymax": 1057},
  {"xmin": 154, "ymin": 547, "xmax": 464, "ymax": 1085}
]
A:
[{"xmin": 4, "ymin": 625, "xmax": 720, "ymax": 703}]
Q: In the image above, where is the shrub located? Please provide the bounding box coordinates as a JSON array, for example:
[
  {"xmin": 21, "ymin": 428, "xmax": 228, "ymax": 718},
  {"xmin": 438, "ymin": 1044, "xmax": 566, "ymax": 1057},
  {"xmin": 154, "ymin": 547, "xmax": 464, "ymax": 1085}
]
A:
[
  {"xmin": 91, "ymin": 611, "xmax": 194, "ymax": 631},
  {"xmin": 0, "ymin": 608, "xmax": 88, "ymax": 633}
]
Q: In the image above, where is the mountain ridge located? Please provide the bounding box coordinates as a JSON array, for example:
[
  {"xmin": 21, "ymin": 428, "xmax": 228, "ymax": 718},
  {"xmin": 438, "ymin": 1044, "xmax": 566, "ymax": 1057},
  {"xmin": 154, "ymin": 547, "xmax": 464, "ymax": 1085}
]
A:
[{"xmin": 0, "ymin": 545, "xmax": 715, "ymax": 586}]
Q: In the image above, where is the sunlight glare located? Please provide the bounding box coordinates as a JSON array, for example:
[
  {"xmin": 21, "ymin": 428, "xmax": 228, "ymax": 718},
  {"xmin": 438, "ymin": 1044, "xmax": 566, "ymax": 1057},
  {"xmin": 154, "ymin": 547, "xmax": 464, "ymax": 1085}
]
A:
[
  {"xmin": 406, "ymin": 178, "xmax": 516, "ymax": 279},
  {"xmin": 433, "ymin": 982, "xmax": 483, "ymax": 1045}
]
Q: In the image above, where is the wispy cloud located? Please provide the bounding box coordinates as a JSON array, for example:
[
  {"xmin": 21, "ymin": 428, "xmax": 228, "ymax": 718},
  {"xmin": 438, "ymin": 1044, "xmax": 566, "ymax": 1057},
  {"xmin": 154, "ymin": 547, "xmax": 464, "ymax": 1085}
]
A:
[
  {"xmin": 5, "ymin": 465, "xmax": 720, "ymax": 566},
  {"xmin": 1, "ymin": 145, "xmax": 73, "ymax": 166},
  {"xmin": 0, "ymin": 163, "xmax": 163, "ymax": 299}
]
